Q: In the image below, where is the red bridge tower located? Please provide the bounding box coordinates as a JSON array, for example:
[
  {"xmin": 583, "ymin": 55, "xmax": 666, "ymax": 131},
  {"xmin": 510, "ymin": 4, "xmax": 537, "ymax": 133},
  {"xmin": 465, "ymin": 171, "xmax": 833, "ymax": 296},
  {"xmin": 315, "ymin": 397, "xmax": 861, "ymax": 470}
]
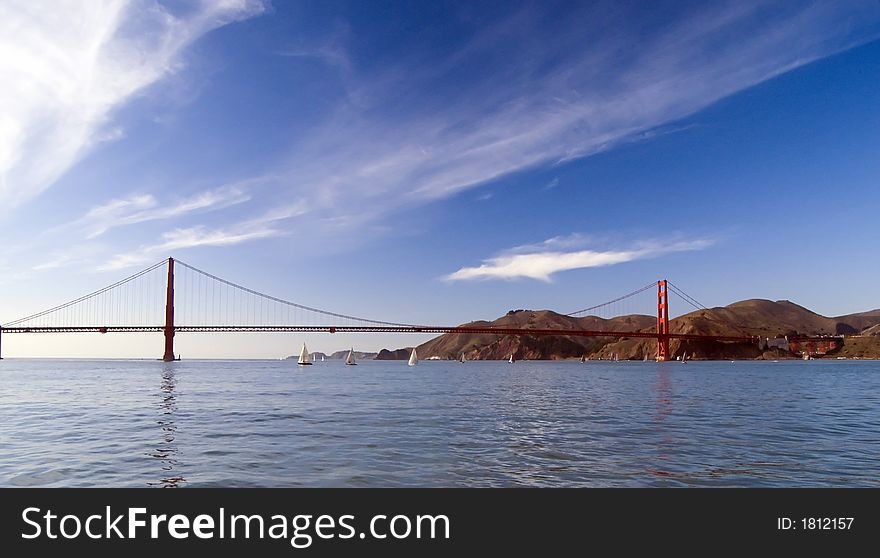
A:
[
  {"xmin": 162, "ymin": 257, "xmax": 176, "ymax": 362},
  {"xmin": 657, "ymin": 279, "xmax": 670, "ymax": 361}
]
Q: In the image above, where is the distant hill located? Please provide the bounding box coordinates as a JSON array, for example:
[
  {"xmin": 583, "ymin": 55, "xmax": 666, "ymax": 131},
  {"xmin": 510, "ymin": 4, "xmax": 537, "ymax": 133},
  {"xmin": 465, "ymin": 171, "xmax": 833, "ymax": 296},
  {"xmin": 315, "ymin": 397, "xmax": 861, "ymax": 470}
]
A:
[
  {"xmin": 284, "ymin": 352, "xmax": 327, "ymax": 361},
  {"xmin": 375, "ymin": 348, "xmax": 414, "ymax": 360},
  {"xmin": 409, "ymin": 301, "xmax": 880, "ymax": 361},
  {"xmin": 687, "ymin": 299, "xmax": 880, "ymax": 337},
  {"xmin": 415, "ymin": 309, "xmax": 653, "ymax": 360},
  {"xmin": 597, "ymin": 299, "xmax": 880, "ymax": 360},
  {"xmin": 835, "ymin": 309, "xmax": 880, "ymax": 333},
  {"xmin": 329, "ymin": 350, "xmax": 378, "ymax": 360},
  {"xmin": 284, "ymin": 350, "xmax": 377, "ymax": 360}
]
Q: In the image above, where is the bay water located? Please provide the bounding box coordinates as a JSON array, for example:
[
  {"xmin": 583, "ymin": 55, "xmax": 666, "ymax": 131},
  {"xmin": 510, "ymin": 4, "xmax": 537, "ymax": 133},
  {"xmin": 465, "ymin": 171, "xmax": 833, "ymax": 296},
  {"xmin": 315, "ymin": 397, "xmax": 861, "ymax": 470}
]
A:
[{"xmin": 1, "ymin": 359, "xmax": 877, "ymax": 487}]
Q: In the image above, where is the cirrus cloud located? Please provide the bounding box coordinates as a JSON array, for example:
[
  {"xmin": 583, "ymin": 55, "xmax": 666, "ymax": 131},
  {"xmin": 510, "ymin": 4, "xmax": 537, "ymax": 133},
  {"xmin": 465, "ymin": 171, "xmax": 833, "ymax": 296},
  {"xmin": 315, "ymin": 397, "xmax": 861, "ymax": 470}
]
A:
[
  {"xmin": 98, "ymin": 202, "xmax": 308, "ymax": 271},
  {"xmin": 0, "ymin": 0, "xmax": 267, "ymax": 209}
]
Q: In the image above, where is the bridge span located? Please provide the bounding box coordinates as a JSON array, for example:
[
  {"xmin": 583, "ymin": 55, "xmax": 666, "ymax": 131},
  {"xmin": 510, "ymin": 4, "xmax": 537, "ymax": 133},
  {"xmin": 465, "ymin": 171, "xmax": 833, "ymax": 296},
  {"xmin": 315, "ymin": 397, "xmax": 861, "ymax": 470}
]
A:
[{"xmin": 0, "ymin": 257, "xmax": 772, "ymax": 361}]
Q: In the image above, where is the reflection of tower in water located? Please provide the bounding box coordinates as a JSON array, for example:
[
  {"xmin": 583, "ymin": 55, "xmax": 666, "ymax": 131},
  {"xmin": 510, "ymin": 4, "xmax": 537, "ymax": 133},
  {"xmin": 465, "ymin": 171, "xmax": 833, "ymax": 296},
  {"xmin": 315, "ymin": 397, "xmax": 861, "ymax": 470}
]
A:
[
  {"xmin": 654, "ymin": 369, "xmax": 673, "ymax": 424},
  {"xmin": 649, "ymin": 368, "xmax": 679, "ymax": 479},
  {"xmin": 148, "ymin": 364, "xmax": 185, "ymax": 487}
]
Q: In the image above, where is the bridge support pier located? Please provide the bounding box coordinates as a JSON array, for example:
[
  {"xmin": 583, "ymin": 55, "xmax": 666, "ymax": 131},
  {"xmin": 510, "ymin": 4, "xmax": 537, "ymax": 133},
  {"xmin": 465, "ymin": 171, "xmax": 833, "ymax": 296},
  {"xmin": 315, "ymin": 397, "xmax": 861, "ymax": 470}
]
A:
[
  {"xmin": 656, "ymin": 279, "xmax": 670, "ymax": 361},
  {"xmin": 162, "ymin": 257, "xmax": 176, "ymax": 362}
]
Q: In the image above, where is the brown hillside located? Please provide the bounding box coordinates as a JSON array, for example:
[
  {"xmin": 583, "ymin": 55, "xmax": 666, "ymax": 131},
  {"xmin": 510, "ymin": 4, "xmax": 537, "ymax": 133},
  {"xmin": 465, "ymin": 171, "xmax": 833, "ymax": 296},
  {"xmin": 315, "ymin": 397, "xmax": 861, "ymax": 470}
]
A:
[
  {"xmin": 403, "ymin": 301, "xmax": 880, "ymax": 362},
  {"xmin": 375, "ymin": 348, "xmax": 414, "ymax": 360},
  {"xmin": 830, "ymin": 336, "xmax": 880, "ymax": 358},
  {"xmin": 416, "ymin": 309, "xmax": 653, "ymax": 360},
  {"xmin": 699, "ymin": 299, "xmax": 835, "ymax": 336},
  {"xmin": 598, "ymin": 299, "xmax": 880, "ymax": 360},
  {"xmin": 834, "ymin": 309, "xmax": 880, "ymax": 333}
]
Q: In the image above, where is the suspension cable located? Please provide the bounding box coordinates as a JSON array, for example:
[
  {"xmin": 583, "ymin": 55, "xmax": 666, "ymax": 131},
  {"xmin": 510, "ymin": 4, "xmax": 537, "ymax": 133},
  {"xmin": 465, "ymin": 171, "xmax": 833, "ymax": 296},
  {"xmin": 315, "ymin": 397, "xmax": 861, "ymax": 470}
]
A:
[
  {"xmin": 174, "ymin": 259, "xmax": 419, "ymax": 328},
  {"xmin": 667, "ymin": 281, "xmax": 707, "ymax": 311},
  {"xmin": 667, "ymin": 281, "xmax": 755, "ymax": 337},
  {"xmin": 565, "ymin": 282, "xmax": 656, "ymax": 316},
  {"xmin": 2, "ymin": 259, "xmax": 168, "ymax": 327}
]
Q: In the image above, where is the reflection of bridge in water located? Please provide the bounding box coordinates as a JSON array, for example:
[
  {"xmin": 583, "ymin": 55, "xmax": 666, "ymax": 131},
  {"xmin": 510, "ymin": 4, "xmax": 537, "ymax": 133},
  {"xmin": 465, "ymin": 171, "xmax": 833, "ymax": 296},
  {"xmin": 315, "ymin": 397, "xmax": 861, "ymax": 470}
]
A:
[
  {"xmin": 147, "ymin": 365, "xmax": 185, "ymax": 488},
  {"xmin": 1, "ymin": 257, "xmax": 826, "ymax": 361}
]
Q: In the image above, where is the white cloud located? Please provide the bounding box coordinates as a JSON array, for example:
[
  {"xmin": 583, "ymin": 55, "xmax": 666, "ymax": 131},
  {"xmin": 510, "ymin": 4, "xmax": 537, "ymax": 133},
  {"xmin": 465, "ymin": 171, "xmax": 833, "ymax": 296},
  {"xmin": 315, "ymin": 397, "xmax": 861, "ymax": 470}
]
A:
[
  {"xmin": 157, "ymin": 225, "xmax": 281, "ymax": 251},
  {"xmin": 98, "ymin": 202, "xmax": 307, "ymax": 270},
  {"xmin": 261, "ymin": 1, "xmax": 880, "ymax": 231},
  {"xmin": 505, "ymin": 234, "xmax": 596, "ymax": 255},
  {"xmin": 542, "ymin": 178, "xmax": 559, "ymax": 191},
  {"xmin": 32, "ymin": 253, "xmax": 94, "ymax": 272},
  {"xmin": 445, "ymin": 238, "xmax": 713, "ymax": 282},
  {"xmin": 97, "ymin": 252, "xmax": 154, "ymax": 272},
  {"xmin": 5, "ymin": 1, "xmax": 879, "ymax": 270},
  {"xmin": 0, "ymin": 0, "xmax": 267, "ymax": 209},
  {"xmin": 13, "ymin": 183, "xmax": 255, "ymax": 274},
  {"xmin": 99, "ymin": 226, "xmax": 279, "ymax": 270},
  {"xmin": 78, "ymin": 183, "xmax": 251, "ymax": 239}
]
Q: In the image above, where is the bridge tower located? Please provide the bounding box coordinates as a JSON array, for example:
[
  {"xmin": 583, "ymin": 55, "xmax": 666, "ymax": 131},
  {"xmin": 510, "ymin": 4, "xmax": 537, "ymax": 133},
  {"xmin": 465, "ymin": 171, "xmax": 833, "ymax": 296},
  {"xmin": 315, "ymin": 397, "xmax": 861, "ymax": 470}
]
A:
[
  {"xmin": 162, "ymin": 257, "xmax": 176, "ymax": 362},
  {"xmin": 656, "ymin": 279, "xmax": 670, "ymax": 361}
]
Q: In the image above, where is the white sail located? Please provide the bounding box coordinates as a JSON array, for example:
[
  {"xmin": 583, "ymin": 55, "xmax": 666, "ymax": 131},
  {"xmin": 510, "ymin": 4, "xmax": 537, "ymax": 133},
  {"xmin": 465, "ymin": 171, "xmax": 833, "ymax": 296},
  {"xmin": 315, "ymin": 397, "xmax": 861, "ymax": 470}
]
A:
[
  {"xmin": 408, "ymin": 348, "xmax": 418, "ymax": 366},
  {"xmin": 321, "ymin": 355, "xmax": 325, "ymax": 362},
  {"xmin": 508, "ymin": 354, "xmax": 514, "ymax": 363},
  {"xmin": 460, "ymin": 353, "xmax": 465, "ymax": 363},
  {"xmin": 346, "ymin": 348, "xmax": 357, "ymax": 365},
  {"xmin": 298, "ymin": 343, "xmax": 312, "ymax": 365}
]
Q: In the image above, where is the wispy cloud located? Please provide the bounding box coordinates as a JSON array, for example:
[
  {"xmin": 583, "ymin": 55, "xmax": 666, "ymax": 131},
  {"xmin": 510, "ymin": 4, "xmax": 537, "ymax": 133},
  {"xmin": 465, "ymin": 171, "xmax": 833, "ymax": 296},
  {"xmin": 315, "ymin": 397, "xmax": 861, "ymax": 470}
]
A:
[
  {"xmin": 445, "ymin": 237, "xmax": 714, "ymax": 282},
  {"xmin": 18, "ymin": 182, "xmax": 258, "ymax": 274},
  {"xmin": 542, "ymin": 177, "xmax": 559, "ymax": 191},
  {"xmin": 257, "ymin": 1, "xmax": 880, "ymax": 232},
  {"xmin": 6, "ymin": 1, "xmax": 880, "ymax": 270},
  {"xmin": 99, "ymin": 202, "xmax": 307, "ymax": 270},
  {"xmin": 31, "ymin": 243, "xmax": 106, "ymax": 272},
  {"xmin": 77, "ymin": 184, "xmax": 251, "ymax": 239},
  {"xmin": 504, "ymin": 234, "xmax": 597, "ymax": 254},
  {"xmin": 150, "ymin": 225, "xmax": 280, "ymax": 252},
  {"xmin": 0, "ymin": 0, "xmax": 267, "ymax": 209}
]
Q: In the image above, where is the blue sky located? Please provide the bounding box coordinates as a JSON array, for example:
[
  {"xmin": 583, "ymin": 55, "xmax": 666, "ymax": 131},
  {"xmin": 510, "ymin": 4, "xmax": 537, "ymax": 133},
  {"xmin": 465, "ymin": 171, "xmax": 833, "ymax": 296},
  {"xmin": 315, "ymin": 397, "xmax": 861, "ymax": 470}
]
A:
[{"xmin": 2, "ymin": 1, "xmax": 879, "ymax": 357}]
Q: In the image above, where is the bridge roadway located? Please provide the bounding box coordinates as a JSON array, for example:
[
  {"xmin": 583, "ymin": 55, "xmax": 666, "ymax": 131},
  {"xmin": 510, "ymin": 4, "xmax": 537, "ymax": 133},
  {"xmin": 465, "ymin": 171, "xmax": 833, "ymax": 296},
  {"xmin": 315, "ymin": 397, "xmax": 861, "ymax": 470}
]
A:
[{"xmin": 0, "ymin": 324, "xmax": 759, "ymax": 343}]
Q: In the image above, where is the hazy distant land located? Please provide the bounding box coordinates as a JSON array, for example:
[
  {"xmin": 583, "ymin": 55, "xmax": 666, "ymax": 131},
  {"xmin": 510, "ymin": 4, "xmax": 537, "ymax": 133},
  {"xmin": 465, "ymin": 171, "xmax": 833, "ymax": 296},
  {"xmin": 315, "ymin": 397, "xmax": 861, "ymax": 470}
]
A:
[{"xmin": 290, "ymin": 299, "xmax": 880, "ymax": 361}]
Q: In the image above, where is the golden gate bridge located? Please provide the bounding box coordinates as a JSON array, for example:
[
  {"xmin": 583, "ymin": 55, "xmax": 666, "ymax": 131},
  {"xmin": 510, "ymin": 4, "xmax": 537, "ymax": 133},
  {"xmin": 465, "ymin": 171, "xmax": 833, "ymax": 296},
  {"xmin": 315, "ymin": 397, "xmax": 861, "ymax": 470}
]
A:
[{"xmin": 0, "ymin": 257, "xmax": 763, "ymax": 361}]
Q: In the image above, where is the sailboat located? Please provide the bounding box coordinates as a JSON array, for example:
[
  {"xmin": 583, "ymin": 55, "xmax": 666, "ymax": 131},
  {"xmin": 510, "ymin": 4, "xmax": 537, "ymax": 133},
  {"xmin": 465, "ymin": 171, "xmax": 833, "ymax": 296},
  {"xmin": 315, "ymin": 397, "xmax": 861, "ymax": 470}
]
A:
[
  {"xmin": 408, "ymin": 348, "xmax": 418, "ymax": 366},
  {"xmin": 643, "ymin": 354, "xmax": 649, "ymax": 362},
  {"xmin": 682, "ymin": 352, "xmax": 688, "ymax": 364},
  {"xmin": 508, "ymin": 354, "xmax": 515, "ymax": 364},
  {"xmin": 459, "ymin": 353, "xmax": 466, "ymax": 363},
  {"xmin": 321, "ymin": 355, "xmax": 325, "ymax": 362},
  {"xmin": 345, "ymin": 348, "xmax": 357, "ymax": 366},
  {"xmin": 580, "ymin": 355, "xmax": 586, "ymax": 363},
  {"xmin": 297, "ymin": 343, "xmax": 313, "ymax": 366}
]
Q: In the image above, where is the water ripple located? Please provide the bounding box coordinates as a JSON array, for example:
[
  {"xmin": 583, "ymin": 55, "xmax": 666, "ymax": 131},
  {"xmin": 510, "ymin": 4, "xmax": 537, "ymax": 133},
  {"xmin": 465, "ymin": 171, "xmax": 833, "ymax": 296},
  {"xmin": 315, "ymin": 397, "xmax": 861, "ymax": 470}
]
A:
[{"xmin": 0, "ymin": 359, "xmax": 879, "ymax": 486}]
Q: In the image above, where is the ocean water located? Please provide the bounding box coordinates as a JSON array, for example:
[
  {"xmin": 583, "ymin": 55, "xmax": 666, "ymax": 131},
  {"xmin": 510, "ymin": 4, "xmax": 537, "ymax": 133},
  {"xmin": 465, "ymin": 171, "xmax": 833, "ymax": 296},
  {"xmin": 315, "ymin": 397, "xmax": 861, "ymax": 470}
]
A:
[{"xmin": 0, "ymin": 358, "xmax": 878, "ymax": 487}]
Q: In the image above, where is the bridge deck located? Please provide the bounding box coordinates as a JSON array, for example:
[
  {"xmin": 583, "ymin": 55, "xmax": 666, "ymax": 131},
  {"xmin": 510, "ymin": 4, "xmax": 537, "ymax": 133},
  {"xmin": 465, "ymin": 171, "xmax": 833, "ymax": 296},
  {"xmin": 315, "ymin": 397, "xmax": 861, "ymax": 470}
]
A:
[{"xmin": 0, "ymin": 325, "xmax": 759, "ymax": 343}]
